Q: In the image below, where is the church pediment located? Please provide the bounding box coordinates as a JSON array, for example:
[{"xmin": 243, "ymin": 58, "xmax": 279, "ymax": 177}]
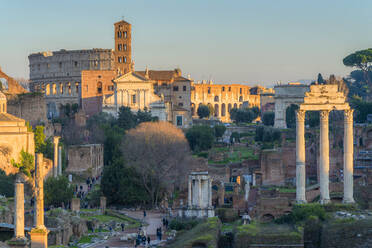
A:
[{"xmin": 114, "ymin": 72, "xmax": 149, "ymax": 83}]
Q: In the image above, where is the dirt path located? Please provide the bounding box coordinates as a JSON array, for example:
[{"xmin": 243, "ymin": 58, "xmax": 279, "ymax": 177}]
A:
[{"xmin": 89, "ymin": 210, "xmax": 166, "ymax": 248}]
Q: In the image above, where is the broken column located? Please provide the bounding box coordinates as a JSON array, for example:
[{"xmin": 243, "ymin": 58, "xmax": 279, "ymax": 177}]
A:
[
  {"xmin": 58, "ymin": 146, "xmax": 62, "ymax": 176},
  {"xmin": 7, "ymin": 176, "xmax": 28, "ymax": 248},
  {"xmin": 71, "ymin": 198, "xmax": 80, "ymax": 212},
  {"xmin": 30, "ymin": 153, "xmax": 48, "ymax": 248},
  {"xmin": 100, "ymin": 196, "xmax": 107, "ymax": 213},
  {"xmin": 53, "ymin": 136, "xmax": 60, "ymax": 177}
]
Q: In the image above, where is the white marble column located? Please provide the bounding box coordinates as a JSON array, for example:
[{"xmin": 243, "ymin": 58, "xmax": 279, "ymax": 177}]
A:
[
  {"xmin": 343, "ymin": 109, "xmax": 355, "ymax": 203},
  {"xmin": 319, "ymin": 110, "xmax": 330, "ymax": 204},
  {"xmin": 114, "ymin": 84, "xmax": 118, "ymax": 113},
  {"xmin": 188, "ymin": 177, "xmax": 192, "ymax": 207},
  {"xmin": 198, "ymin": 178, "xmax": 202, "ymax": 208},
  {"xmin": 296, "ymin": 110, "xmax": 307, "ymax": 203},
  {"xmin": 14, "ymin": 178, "xmax": 25, "ymax": 238},
  {"xmin": 208, "ymin": 179, "xmax": 212, "ymax": 207},
  {"xmin": 53, "ymin": 136, "xmax": 60, "ymax": 178},
  {"xmin": 58, "ymin": 146, "xmax": 62, "ymax": 176},
  {"xmin": 35, "ymin": 153, "xmax": 45, "ymax": 228}
]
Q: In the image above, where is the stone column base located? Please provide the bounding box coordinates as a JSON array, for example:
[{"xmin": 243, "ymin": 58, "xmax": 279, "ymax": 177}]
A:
[
  {"xmin": 7, "ymin": 237, "xmax": 29, "ymax": 248},
  {"xmin": 319, "ymin": 198, "xmax": 331, "ymax": 205},
  {"xmin": 296, "ymin": 199, "xmax": 307, "ymax": 204},
  {"xmin": 342, "ymin": 198, "xmax": 355, "ymax": 204},
  {"xmin": 30, "ymin": 227, "xmax": 49, "ymax": 248}
]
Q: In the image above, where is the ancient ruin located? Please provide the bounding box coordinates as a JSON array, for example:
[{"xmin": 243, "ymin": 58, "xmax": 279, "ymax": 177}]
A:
[
  {"xmin": 295, "ymin": 84, "xmax": 355, "ymax": 204},
  {"xmin": 185, "ymin": 172, "xmax": 214, "ymax": 218},
  {"xmin": 7, "ymin": 177, "xmax": 28, "ymax": 248},
  {"xmin": 53, "ymin": 136, "xmax": 60, "ymax": 177},
  {"xmin": 30, "ymin": 153, "xmax": 48, "ymax": 248}
]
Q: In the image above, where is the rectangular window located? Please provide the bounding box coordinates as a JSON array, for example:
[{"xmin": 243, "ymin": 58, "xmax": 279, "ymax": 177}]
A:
[
  {"xmin": 124, "ymin": 44, "xmax": 127, "ymax": 51},
  {"xmin": 208, "ymin": 87, "xmax": 211, "ymax": 94},
  {"xmin": 118, "ymin": 44, "xmax": 122, "ymax": 51},
  {"xmin": 118, "ymin": 57, "xmax": 122, "ymax": 63},
  {"xmin": 176, "ymin": 116, "xmax": 183, "ymax": 126},
  {"xmin": 173, "ymin": 86, "xmax": 179, "ymax": 91},
  {"xmin": 131, "ymin": 94, "xmax": 136, "ymax": 104},
  {"xmin": 183, "ymin": 85, "xmax": 187, "ymax": 91},
  {"xmin": 222, "ymin": 86, "xmax": 225, "ymax": 92},
  {"xmin": 240, "ymin": 88, "xmax": 242, "ymax": 94}
]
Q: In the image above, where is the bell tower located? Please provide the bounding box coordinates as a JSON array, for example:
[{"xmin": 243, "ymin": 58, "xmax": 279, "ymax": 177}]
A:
[{"xmin": 114, "ymin": 20, "xmax": 132, "ymax": 76}]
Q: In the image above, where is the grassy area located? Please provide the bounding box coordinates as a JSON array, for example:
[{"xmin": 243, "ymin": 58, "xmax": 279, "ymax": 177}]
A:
[
  {"xmin": 235, "ymin": 222, "xmax": 302, "ymax": 248},
  {"xmin": 209, "ymin": 146, "xmax": 258, "ymax": 164},
  {"xmin": 80, "ymin": 209, "xmax": 141, "ymax": 228},
  {"xmin": 166, "ymin": 217, "xmax": 221, "ymax": 248},
  {"xmin": 78, "ymin": 235, "xmax": 97, "ymax": 244}
]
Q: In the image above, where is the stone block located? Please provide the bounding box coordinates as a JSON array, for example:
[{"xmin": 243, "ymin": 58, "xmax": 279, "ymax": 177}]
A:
[{"xmin": 71, "ymin": 198, "xmax": 80, "ymax": 212}]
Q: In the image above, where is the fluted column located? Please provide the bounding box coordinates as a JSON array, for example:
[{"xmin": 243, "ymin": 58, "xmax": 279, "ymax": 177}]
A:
[
  {"xmin": 58, "ymin": 146, "xmax": 62, "ymax": 176},
  {"xmin": 296, "ymin": 110, "xmax": 307, "ymax": 203},
  {"xmin": 188, "ymin": 177, "xmax": 192, "ymax": 207},
  {"xmin": 14, "ymin": 178, "xmax": 25, "ymax": 238},
  {"xmin": 35, "ymin": 153, "xmax": 45, "ymax": 228},
  {"xmin": 53, "ymin": 136, "xmax": 60, "ymax": 178},
  {"xmin": 198, "ymin": 178, "xmax": 202, "ymax": 208},
  {"xmin": 320, "ymin": 110, "xmax": 330, "ymax": 204},
  {"xmin": 208, "ymin": 179, "xmax": 212, "ymax": 207},
  {"xmin": 343, "ymin": 109, "xmax": 355, "ymax": 203}
]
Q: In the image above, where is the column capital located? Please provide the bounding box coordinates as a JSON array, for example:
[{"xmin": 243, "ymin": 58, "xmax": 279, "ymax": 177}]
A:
[
  {"xmin": 53, "ymin": 136, "xmax": 60, "ymax": 144},
  {"xmin": 296, "ymin": 110, "xmax": 306, "ymax": 122},
  {"xmin": 320, "ymin": 110, "xmax": 330, "ymax": 121},
  {"xmin": 344, "ymin": 109, "xmax": 354, "ymax": 123}
]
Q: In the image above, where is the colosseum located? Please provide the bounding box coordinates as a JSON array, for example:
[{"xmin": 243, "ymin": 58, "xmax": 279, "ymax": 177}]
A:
[{"xmin": 191, "ymin": 81, "xmax": 260, "ymax": 122}]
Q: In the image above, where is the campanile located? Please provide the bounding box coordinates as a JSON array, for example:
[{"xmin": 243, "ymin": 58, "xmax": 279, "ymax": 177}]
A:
[{"xmin": 114, "ymin": 20, "xmax": 132, "ymax": 75}]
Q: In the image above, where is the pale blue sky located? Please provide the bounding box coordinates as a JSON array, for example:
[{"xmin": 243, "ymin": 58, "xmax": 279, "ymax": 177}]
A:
[{"xmin": 1, "ymin": 0, "xmax": 371, "ymax": 86}]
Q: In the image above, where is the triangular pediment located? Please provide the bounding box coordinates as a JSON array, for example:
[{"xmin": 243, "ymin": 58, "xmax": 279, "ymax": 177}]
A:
[{"xmin": 114, "ymin": 72, "xmax": 149, "ymax": 83}]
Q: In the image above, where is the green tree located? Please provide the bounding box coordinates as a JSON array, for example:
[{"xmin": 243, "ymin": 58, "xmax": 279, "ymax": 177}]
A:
[
  {"xmin": 343, "ymin": 48, "xmax": 372, "ymax": 86},
  {"xmin": 101, "ymin": 157, "xmax": 150, "ymax": 206},
  {"xmin": 34, "ymin": 126, "xmax": 46, "ymax": 153},
  {"xmin": 262, "ymin": 112, "xmax": 275, "ymax": 126},
  {"xmin": 117, "ymin": 106, "xmax": 136, "ymax": 130},
  {"xmin": 44, "ymin": 176, "xmax": 74, "ymax": 207},
  {"xmin": 350, "ymin": 96, "xmax": 372, "ymax": 123},
  {"xmin": 104, "ymin": 126, "xmax": 124, "ymax": 165},
  {"xmin": 11, "ymin": 150, "xmax": 35, "ymax": 178},
  {"xmin": 230, "ymin": 107, "xmax": 259, "ymax": 124},
  {"xmin": 214, "ymin": 125, "xmax": 226, "ymax": 140},
  {"xmin": 306, "ymin": 111, "xmax": 319, "ymax": 128},
  {"xmin": 0, "ymin": 170, "xmax": 15, "ymax": 197},
  {"xmin": 317, "ymin": 73, "xmax": 325, "ymax": 84},
  {"xmin": 186, "ymin": 125, "xmax": 214, "ymax": 151},
  {"xmin": 197, "ymin": 105, "xmax": 210, "ymax": 119},
  {"xmin": 286, "ymin": 104, "xmax": 299, "ymax": 128}
]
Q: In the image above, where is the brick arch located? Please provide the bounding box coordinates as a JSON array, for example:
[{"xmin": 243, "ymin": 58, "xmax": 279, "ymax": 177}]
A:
[{"xmin": 0, "ymin": 68, "xmax": 27, "ymax": 94}]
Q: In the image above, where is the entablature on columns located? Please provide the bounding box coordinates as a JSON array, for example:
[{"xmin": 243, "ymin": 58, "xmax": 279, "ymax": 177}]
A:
[{"xmin": 298, "ymin": 103, "xmax": 350, "ymax": 112}]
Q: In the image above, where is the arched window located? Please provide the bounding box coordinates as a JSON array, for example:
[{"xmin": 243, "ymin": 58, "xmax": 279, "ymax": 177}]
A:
[
  {"xmin": 124, "ymin": 44, "xmax": 127, "ymax": 51},
  {"xmin": 52, "ymin": 83, "xmax": 57, "ymax": 95},
  {"xmin": 124, "ymin": 31, "xmax": 127, "ymax": 38},
  {"xmin": 228, "ymin": 103, "xmax": 232, "ymax": 113},
  {"xmin": 97, "ymin": 82, "xmax": 103, "ymax": 94},
  {"xmin": 221, "ymin": 103, "xmax": 226, "ymax": 117},
  {"xmin": 67, "ymin": 82, "xmax": 72, "ymax": 95},
  {"xmin": 75, "ymin": 82, "xmax": 79, "ymax": 94},
  {"xmin": 234, "ymin": 103, "xmax": 237, "ymax": 109},
  {"xmin": 214, "ymin": 104, "xmax": 219, "ymax": 117}
]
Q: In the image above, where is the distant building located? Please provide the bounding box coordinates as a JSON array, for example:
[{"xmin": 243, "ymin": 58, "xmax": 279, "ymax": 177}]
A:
[{"xmin": 191, "ymin": 80, "xmax": 260, "ymax": 122}]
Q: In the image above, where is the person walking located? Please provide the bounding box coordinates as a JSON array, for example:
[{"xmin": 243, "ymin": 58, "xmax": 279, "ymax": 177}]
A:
[
  {"xmin": 147, "ymin": 236, "xmax": 151, "ymax": 246},
  {"xmin": 121, "ymin": 223, "xmax": 125, "ymax": 232},
  {"xmin": 143, "ymin": 210, "xmax": 147, "ymax": 218}
]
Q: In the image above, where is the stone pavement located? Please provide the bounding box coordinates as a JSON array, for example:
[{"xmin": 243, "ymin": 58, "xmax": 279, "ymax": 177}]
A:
[{"xmin": 89, "ymin": 210, "xmax": 167, "ymax": 248}]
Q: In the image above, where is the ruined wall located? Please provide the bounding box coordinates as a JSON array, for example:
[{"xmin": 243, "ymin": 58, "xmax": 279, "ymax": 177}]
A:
[
  {"xmin": 67, "ymin": 144, "xmax": 103, "ymax": 177},
  {"xmin": 259, "ymin": 149, "xmax": 286, "ymax": 186},
  {"xmin": 0, "ymin": 67, "xmax": 27, "ymax": 94},
  {"xmin": 7, "ymin": 93, "xmax": 47, "ymax": 126}
]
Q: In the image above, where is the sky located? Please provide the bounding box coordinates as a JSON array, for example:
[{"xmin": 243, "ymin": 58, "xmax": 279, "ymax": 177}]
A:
[{"xmin": 1, "ymin": 0, "xmax": 371, "ymax": 87}]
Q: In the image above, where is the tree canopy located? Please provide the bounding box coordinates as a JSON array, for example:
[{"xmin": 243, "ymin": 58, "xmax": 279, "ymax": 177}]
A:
[
  {"xmin": 230, "ymin": 107, "xmax": 260, "ymax": 124},
  {"xmin": 262, "ymin": 112, "xmax": 275, "ymax": 126},
  {"xmin": 44, "ymin": 176, "xmax": 74, "ymax": 207},
  {"xmin": 197, "ymin": 104, "xmax": 210, "ymax": 119},
  {"xmin": 343, "ymin": 48, "xmax": 372, "ymax": 85},
  {"xmin": 122, "ymin": 121, "xmax": 191, "ymax": 207},
  {"xmin": 186, "ymin": 125, "xmax": 215, "ymax": 151}
]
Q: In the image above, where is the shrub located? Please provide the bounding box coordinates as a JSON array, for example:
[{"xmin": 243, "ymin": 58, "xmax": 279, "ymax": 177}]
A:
[
  {"xmin": 44, "ymin": 176, "xmax": 74, "ymax": 207},
  {"xmin": 197, "ymin": 105, "xmax": 210, "ymax": 119},
  {"xmin": 215, "ymin": 208, "xmax": 240, "ymax": 223},
  {"xmin": 262, "ymin": 112, "xmax": 275, "ymax": 126},
  {"xmin": 275, "ymin": 204, "xmax": 327, "ymax": 224},
  {"xmin": 169, "ymin": 218, "xmax": 200, "ymax": 230},
  {"xmin": 186, "ymin": 125, "xmax": 214, "ymax": 151}
]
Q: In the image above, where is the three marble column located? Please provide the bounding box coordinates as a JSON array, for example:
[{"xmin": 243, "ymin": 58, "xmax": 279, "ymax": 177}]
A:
[{"xmin": 295, "ymin": 109, "xmax": 354, "ymax": 204}]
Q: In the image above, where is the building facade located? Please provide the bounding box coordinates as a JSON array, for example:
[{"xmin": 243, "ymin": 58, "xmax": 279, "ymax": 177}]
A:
[
  {"xmin": 191, "ymin": 81, "xmax": 260, "ymax": 122},
  {"xmin": 29, "ymin": 49, "xmax": 114, "ymax": 118}
]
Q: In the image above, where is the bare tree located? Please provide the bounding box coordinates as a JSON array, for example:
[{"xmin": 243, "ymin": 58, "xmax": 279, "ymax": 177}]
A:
[{"xmin": 122, "ymin": 121, "xmax": 191, "ymax": 207}]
